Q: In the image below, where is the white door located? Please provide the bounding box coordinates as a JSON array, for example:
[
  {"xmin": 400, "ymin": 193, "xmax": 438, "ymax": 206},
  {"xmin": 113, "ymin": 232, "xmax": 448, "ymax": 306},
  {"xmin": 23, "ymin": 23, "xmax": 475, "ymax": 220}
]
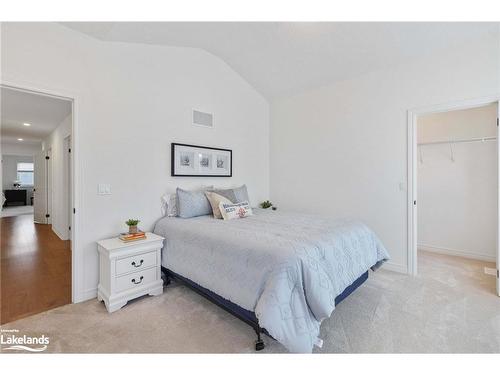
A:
[
  {"xmin": 47, "ymin": 149, "xmax": 52, "ymax": 224},
  {"xmin": 33, "ymin": 151, "xmax": 47, "ymax": 224},
  {"xmin": 68, "ymin": 137, "xmax": 72, "ymax": 241},
  {"xmin": 497, "ymin": 102, "xmax": 500, "ymax": 296},
  {"xmin": 64, "ymin": 135, "xmax": 72, "ymax": 240}
]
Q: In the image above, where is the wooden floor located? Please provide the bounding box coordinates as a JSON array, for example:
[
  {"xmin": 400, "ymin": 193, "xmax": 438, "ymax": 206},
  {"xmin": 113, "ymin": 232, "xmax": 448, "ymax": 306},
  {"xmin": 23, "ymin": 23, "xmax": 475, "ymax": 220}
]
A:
[{"xmin": 0, "ymin": 213, "xmax": 71, "ymax": 324}]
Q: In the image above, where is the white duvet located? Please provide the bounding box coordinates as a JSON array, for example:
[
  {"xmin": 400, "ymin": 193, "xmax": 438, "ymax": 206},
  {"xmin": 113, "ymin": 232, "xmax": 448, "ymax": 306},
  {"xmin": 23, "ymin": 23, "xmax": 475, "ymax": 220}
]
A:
[{"xmin": 154, "ymin": 209, "xmax": 389, "ymax": 352}]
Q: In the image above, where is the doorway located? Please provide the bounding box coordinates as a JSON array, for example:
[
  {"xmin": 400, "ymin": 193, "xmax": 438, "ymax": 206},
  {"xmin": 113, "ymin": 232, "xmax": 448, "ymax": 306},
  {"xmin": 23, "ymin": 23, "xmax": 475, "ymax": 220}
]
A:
[
  {"xmin": 1, "ymin": 85, "xmax": 74, "ymax": 323},
  {"xmin": 408, "ymin": 98, "xmax": 499, "ymax": 296}
]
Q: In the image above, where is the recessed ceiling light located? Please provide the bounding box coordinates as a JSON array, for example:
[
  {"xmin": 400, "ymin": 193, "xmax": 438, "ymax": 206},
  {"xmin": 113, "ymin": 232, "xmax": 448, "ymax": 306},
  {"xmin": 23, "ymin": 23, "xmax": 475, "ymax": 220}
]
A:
[
  {"xmin": 17, "ymin": 138, "xmax": 24, "ymax": 141},
  {"xmin": 23, "ymin": 123, "xmax": 31, "ymax": 127}
]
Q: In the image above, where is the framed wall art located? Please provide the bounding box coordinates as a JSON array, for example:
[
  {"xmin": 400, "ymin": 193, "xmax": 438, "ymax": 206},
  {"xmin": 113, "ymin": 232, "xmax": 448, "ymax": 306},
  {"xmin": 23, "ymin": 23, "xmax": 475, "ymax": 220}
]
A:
[{"xmin": 171, "ymin": 143, "xmax": 232, "ymax": 177}]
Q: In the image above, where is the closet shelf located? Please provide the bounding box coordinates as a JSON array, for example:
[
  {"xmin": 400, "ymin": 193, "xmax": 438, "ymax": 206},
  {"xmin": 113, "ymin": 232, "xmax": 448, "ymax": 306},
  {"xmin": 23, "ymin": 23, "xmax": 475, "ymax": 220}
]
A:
[{"xmin": 418, "ymin": 136, "xmax": 497, "ymax": 146}]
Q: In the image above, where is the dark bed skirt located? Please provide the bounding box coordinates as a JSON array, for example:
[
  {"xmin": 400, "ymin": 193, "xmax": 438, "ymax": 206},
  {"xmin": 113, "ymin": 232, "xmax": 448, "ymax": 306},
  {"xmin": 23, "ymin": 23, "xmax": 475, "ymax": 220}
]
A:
[{"xmin": 162, "ymin": 267, "xmax": 369, "ymax": 331}]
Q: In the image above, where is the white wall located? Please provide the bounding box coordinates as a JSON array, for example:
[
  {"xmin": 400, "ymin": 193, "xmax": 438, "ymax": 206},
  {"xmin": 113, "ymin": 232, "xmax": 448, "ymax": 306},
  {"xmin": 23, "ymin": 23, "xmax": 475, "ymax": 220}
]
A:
[
  {"xmin": 270, "ymin": 33, "xmax": 500, "ymax": 273},
  {"xmin": 43, "ymin": 113, "xmax": 72, "ymax": 240},
  {"xmin": 1, "ymin": 154, "xmax": 34, "ymax": 204},
  {"xmin": 417, "ymin": 104, "xmax": 497, "ymax": 262},
  {"xmin": 1, "ymin": 22, "xmax": 270, "ymax": 301},
  {"xmin": 1, "ymin": 141, "xmax": 41, "ymax": 156},
  {"xmin": 417, "ymin": 104, "xmax": 497, "ymax": 143},
  {"xmin": 1, "ymin": 141, "xmax": 41, "ymax": 207},
  {"xmin": 2, "ymin": 154, "xmax": 34, "ymax": 189}
]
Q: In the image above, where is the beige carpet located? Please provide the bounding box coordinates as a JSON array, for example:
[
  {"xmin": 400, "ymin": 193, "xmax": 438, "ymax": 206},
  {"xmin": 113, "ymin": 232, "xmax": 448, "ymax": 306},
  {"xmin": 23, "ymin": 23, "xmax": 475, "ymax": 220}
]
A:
[{"xmin": 1, "ymin": 251, "xmax": 499, "ymax": 353}]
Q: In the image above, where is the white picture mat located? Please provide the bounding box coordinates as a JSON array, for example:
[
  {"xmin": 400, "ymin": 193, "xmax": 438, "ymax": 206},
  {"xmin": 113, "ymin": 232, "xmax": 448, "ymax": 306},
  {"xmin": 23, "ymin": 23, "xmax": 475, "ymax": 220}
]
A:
[{"xmin": 173, "ymin": 144, "xmax": 231, "ymax": 176}]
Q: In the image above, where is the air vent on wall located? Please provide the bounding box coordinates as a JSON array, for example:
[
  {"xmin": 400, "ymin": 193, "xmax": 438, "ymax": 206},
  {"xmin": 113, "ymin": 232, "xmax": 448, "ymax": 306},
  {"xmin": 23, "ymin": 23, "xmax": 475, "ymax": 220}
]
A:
[{"xmin": 193, "ymin": 109, "xmax": 214, "ymax": 128}]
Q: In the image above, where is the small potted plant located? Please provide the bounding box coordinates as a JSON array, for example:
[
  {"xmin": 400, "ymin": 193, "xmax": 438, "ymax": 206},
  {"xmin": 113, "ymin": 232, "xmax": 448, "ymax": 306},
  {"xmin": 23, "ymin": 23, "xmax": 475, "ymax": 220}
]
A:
[
  {"xmin": 260, "ymin": 200, "xmax": 273, "ymax": 209},
  {"xmin": 126, "ymin": 219, "xmax": 140, "ymax": 234}
]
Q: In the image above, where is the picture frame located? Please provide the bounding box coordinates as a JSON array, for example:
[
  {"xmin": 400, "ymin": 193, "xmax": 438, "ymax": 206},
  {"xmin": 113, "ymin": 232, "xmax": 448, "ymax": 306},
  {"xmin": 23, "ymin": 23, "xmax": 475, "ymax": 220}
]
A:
[{"xmin": 171, "ymin": 143, "xmax": 232, "ymax": 177}]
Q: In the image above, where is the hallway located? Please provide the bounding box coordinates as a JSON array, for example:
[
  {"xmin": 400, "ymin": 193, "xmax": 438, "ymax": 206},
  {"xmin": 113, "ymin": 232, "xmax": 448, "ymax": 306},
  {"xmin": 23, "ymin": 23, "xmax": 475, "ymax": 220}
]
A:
[{"xmin": 0, "ymin": 213, "xmax": 71, "ymax": 324}]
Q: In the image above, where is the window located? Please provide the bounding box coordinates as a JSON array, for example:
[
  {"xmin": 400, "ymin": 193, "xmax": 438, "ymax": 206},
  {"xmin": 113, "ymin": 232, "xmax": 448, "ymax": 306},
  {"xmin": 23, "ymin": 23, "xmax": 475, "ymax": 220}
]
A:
[{"xmin": 17, "ymin": 162, "xmax": 34, "ymax": 186}]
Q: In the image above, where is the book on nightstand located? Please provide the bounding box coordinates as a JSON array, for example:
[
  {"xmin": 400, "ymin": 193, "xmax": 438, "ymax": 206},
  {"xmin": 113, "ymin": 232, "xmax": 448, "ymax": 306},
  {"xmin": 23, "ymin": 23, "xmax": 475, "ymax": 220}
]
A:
[{"xmin": 118, "ymin": 231, "xmax": 147, "ymax": 242}]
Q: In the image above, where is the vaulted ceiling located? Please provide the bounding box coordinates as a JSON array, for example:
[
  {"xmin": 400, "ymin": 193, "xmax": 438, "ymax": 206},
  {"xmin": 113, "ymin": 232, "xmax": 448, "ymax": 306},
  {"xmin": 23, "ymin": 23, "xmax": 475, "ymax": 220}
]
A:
[{"xmin": 62, "ymin": 22, "xmax": 499, "ymax": 99}]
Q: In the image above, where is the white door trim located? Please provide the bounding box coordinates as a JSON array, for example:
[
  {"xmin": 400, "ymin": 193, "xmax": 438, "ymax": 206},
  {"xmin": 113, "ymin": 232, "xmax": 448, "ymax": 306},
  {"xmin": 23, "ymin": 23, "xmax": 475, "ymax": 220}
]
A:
[
  {"xmin": 47, "ymin": 147, "xmax": 52, "ymax": 225},
  {"xmin": 33, "ymin": 149, "xmax": 48, "ymax": 224},
  {"xmin": 497, "ymin": 102, "xmax": 500, "ymax": 296},
  {"xmin": 64, "ymin": 135, "xmax": 72, "ymax": 241},
  {"xmin": 0, "ymin": 78, "xmax": 84, "ymax": 303},
  {"xmin": 407, "ymin": 94, "xmax": 500, "ymax": 277}
]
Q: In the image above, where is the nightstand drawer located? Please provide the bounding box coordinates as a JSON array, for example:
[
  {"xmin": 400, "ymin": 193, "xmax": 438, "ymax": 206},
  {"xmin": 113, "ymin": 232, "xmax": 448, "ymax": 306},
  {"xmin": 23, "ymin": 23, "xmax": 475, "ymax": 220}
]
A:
[
  {"xmin": 115, "ymin": 267, "xmax": 157, "ymax": 293},
  {"xmin": 116, "ymin": 250, "xmax": 157, "ymax": 275}
]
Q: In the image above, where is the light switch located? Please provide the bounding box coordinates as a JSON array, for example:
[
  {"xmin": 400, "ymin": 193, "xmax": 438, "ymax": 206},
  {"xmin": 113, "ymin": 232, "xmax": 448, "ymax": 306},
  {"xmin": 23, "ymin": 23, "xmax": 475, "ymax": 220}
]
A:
[{"xmin": 98, "ymin": 184, "xmax": 111, "ymax": 195}]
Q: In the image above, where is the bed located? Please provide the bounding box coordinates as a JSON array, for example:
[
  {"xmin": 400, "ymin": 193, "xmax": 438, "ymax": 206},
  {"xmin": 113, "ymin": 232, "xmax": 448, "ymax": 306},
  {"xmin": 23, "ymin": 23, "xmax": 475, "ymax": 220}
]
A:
[{"xmin": 153, "ymin": 208, "xmax": 389, "ymax": 353}]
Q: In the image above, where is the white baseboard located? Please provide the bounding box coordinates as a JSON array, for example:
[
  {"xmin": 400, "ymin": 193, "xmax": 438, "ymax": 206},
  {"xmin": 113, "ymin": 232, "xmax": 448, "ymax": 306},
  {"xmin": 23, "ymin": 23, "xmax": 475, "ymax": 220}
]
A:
[
  {"xmin": 52, "ymin": 225, "xmax": 69, "ymax": 241},
  {"xmin": 73, "ymin": 287, "xmax": 97, "ymax": 303},
  {"xmin": 418, "ymin": 243, "xmax": 496, "ymax": 263},
  {"xmin": 381, "ymin": 261, "xmax": 408, "ymax": 274}
]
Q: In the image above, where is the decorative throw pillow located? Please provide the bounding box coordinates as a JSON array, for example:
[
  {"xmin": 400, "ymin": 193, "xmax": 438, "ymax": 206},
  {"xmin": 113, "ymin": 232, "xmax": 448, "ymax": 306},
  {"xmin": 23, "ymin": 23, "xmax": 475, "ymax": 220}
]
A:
[
  {"xmin": 205, "ymin": 192, "xmax": 233, "ymax": 219},
  {"xmin": 210, "ymin": 188, "xmax": 237, "ymax": 203},
  {"xmin": 232, "ymin": 184, "xmax": 250, "ymax": 205},
  {"xmin": 219, "ymin": 201, "xmax": 253, "ymax": 220},
  {"xmin": 210, "ymin": 185, "xmax": 250, "ymax": 206},
  {"xmin": 176, "ymin": 187, "xmax": 213, "ymax": 218}
]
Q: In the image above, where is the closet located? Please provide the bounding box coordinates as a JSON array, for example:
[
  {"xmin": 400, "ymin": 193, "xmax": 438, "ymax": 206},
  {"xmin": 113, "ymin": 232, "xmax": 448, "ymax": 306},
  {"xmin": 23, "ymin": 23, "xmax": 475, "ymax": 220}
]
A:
[{"xmin": 417, "ymin": 103, "xmax": 497, "ymax": 265}]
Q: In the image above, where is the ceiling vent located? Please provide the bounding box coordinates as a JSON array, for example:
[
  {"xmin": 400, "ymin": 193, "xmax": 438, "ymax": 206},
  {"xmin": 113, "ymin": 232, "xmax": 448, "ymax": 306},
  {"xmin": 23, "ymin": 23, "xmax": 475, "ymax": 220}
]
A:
[{"xmin": 193, "ymin": 109, "xmax": 214, "ymax": 128}]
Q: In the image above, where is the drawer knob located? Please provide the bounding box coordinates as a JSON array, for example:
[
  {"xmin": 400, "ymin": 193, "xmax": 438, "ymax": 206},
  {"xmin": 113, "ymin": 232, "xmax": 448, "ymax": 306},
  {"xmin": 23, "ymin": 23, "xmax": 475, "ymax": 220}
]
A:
[
  {"xmin": 131, "ymin": 276, "xmax": 144, "ymax": 284},
  {"xmin": 131, "ymin": 259, "xmax": 144, "ymax": 267}
]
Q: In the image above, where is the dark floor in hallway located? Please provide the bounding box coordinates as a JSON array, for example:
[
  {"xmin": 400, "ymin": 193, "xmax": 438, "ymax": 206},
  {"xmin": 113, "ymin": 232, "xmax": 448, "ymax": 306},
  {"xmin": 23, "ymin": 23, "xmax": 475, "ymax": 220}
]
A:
[{"xmin": 0, "ymin": 213, "xmax": 71, "ymax": 324}]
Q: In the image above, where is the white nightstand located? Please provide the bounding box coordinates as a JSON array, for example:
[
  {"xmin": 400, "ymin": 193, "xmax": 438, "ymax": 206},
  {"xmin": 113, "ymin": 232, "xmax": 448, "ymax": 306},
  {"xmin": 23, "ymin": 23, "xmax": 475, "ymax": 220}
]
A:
[{"xmin": 97, "ymin": 232, "xmax": 164, "ymax": 312}]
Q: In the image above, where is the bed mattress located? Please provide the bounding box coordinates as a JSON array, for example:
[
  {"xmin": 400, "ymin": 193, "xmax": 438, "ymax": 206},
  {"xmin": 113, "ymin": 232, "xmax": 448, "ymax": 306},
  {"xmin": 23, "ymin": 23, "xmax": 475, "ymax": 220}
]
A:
[{"xmin": 154, "ymin": 209, "xmax": 389, "ymax": 352}]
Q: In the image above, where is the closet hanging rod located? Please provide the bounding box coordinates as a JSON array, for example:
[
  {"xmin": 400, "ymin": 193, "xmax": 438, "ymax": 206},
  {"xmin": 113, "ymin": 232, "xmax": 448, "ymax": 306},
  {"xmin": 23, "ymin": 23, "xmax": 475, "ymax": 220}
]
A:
[{"xmin": 418, "ymin": 136, "xmax": 497, "ymax": 146}]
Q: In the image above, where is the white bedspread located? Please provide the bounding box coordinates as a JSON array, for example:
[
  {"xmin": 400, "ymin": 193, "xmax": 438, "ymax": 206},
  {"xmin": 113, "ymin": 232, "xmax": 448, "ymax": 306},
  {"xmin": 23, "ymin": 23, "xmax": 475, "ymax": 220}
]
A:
[{"xmin": 154, "ymin": 209, "xmax": 389, "ymax": 352}]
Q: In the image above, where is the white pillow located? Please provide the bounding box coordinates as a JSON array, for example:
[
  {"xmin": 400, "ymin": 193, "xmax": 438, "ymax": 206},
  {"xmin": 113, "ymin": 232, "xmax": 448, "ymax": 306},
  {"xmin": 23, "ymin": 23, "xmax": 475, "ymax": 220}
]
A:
[
  {"xmin": 219, "ymin": 201, "xmax": 253, "ymax": 220},
  {"xmin": 161, "ymin": 193, "xmax": 178, "ymax": 217}
]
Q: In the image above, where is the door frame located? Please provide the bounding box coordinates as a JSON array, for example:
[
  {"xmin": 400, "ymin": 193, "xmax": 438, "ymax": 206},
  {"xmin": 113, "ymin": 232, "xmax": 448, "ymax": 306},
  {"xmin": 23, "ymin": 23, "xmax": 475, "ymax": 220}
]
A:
[
  {"xmin": 47, "ymin": 147, "xmax": 52, "ymax": 225},
  {"xmin": 0, "ymin": 79, "xmax": 83, "ymax": 303},
  {"xmin": 64, "ymin": 135, "xmax": 72, "ymax": 241},
  {"xmin": 33, "ymin": 149, "xmax": 48, "ymax": 224},
  {"xmin": 407, "ymin": 95, "xmax": 500, "ymax": 277}
]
